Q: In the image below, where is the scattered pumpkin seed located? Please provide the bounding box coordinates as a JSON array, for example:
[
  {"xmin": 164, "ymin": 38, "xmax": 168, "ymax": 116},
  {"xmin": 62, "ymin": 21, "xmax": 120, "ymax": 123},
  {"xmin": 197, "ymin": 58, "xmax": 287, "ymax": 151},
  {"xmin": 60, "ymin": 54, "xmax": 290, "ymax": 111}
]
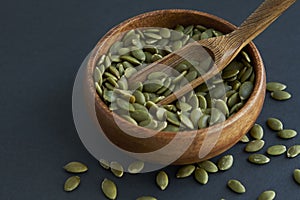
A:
[
  {"xmin": 258, "ymin": 190, "xmax": 276, "ymax": 200},
  {"xmin": 271, "ymin": 90, "xmax": 291, "ymax": 100},
  {"xmin": 136, "ymin": 196, "xmax": 157, "ymax": 200},
  {"xmin": 110, "ymin": 161, "xmax": 124, "ymax": 178},
  {"xmin": 128, "ymin": 161, "xmax": 145, "ymax": 174},
  {"xmin": 250, "ymin": 124, "xmax": 264, "ymax": 140},
  {"xmin": 227, "ymin": 179, "xmax": 246, "ymax": 194},
  {"xmin": 99, "ymin": 159, "xmax": 110, "ymax": 169},
  {"xmin": 63, "ymin": 161, "xmax": 88, "ymax": 173},
  {"xmin": 101, "ymin": 178, "xmax": 117, "ymax": 200},
  {"xmin": 245, "ymin": 140, "xmax": 265, "ymax": 152},
  {"xmin": 64, "ymin": 176, "xmax": 80, "ymax": 192},
  {"xmin": 176, "ymin": 165, "xmax": 196, "ymax": 178},
  {"xmin": 248, "ymin": 154, "xmax": 270, "ymax": 165},
  {"xmin": 287, "ymin": 145, "xmax": 300, "ymax": 158},
  {"xmin": 293, "ymin": 169, "xmax": 300, "ymax": 185},
  {"xmin": 267, "ymin": 117, "xmax": 283, "ymax": 131},
  {"xmin": 194, "ymin": 167, "xmax": 209, "ymax": 184},
  {"xmin": 240, "ymin": 135, "xmax": 250, "ymax": 143},
  {"xmin": 156, "ymin": 171, "xmax": 169, "ymax": 190},
  {"xmin": 217, "ymin": 155, "xmax": 234, "ymax": 171},
  {"xmin": 267, "ymin": 145, "xmax": 286, "ymax": 156},
  {"xmin": 266, "ymin": 82, "xmax": 286, "ymax": 92},
  {"xmin": 277, "ymin": 129, "xmax": 297, "ymax": 139},
  {"xmin": 198, "ymin": 160, "xmax": 218, "ymax": 173}
]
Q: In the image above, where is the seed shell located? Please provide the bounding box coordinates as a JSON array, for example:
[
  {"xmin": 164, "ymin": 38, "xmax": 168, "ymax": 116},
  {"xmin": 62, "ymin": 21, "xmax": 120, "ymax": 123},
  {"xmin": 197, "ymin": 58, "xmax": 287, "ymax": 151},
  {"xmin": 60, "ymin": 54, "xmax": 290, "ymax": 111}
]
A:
[
  {"xmin": 156, "ymin": 171, "xmax": 169, "ymax": 190},
  {"xmin": 258, "ymin": 190, "xmax": 276, "ymax": 200},
  {"xmin": 101, "ymin": 178, "xmax": 117, "ymax": 200},
  {"xmin": 63, "ymin": 161, "xmax": 88, "ymax": 173},
  {"xmin": 64, "ymin": 176, "xmax": 80, "ymax": 192},
  {"xmin": 227, "ymin": 179, "xmax": 246, "ymax": 194}
]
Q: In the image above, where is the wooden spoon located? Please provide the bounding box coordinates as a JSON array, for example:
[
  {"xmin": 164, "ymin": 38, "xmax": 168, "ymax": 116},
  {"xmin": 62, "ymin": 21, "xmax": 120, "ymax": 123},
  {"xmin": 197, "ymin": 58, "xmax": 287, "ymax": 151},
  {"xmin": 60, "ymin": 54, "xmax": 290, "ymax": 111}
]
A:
[{"xmin": 128, "ymin": 0, "xmax": 296, "ymax": 105}]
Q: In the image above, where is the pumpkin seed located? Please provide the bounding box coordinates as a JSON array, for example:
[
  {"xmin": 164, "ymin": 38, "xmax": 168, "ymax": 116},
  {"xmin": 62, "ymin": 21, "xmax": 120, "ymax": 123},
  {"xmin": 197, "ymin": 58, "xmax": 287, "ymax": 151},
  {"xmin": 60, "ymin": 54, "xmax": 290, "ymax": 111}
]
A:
[
  {"xmin": 250, "ymin": 124, "xmax": 264, "ymax": 140},
  {"xmin": 99, "ymin": 159, "xmax": 110, "ymax": 169},
  {"xmin": 101, "ymin": 178, "xmax": 117, "ymax": 200},
  {"xmin": 160, "ymin": 28, "xmax": 171, "ymax": 38},
  {"xmin": 95, "ymin": 82, "xmax": 103, "ymax": 96},
  {"xmin": 240, "ymin": 67, "xmax": 253, "ymax": 82},
  {"xmin": 198, "ymin": 160, "xmax": 218, "ymax": 173},
  {"xmin": 116, "ymin": 98, "xmax": 135, "ymax": 112},
  {"xmin": 293, "ymin": 169, "xmax": 300, "ymax": 185},
  {"xmin": 176, "ymin": 165, "xmax": 196, "ymax": 178},
  {"xmin": 239, "ymin": 81, "xmax": 253, "ymax": 100},
  {"xmin": 217, "ymin": 155, "xmax": 234, "ymax": 171},
  {"xmin": 172, "ymin": 40, "xmax": 183, "ymax": 51},
  {"xmin": 179, "ymin": 113, "xmax": 194, "ymax": 129},
  {"xmin": 245, "ymin": 140, "xmax": 265, "ymax": 152},
  {"xmin": 130, "ymin": 110, "xmax": 150, "ymax": 122},
  {"xmin": 222, "ymin": 69, "xmax": 240, "ymax": 79},
  {"xmin": 97, "ymin": 55, "xmax": 106, "ymax": 66},
  {"xmin": 63, "ymin": 161, "xmax": 88, "ymax": 173},
  {"xmin": 194, "ymin": 167, "xmax": 209, "ymax": 184},
  {"xmin": 128, "ymin": 161, "xmax": 144, "ymax": 174},
  {"xmin": 277, "ymin": 129, "xmax": 297, "ymax": 139},
  {"xmin": 136, "ymin": 196, "xmax": 157, "ymax": 200},
  {"xmin": 124, "ymin": 67, "xmax": 137, "ymax": 78},
  {"xmin": 258, "ymin": 190, "xmax": 276, "ymax": 200},
  {"xmin": 266, "ymin": 82, "xmax": 286, "ymax": 92},
  {"xmin": 144, "ymin": 32, "xmax": 162, "ymax": 40},
  {"xmin": 190, "ymin": 108, "xmax": 203, "ymax": 127},
  {"xmin": 110, "ymin": 161, "xmax": 124, "ymax": 178},
  {"xmin": 198, "ymin": 114, "xmax": 210, "ymax": 129},
  {"xmin": 143, "ymin": 80, "xmax": 163, "ymax": 93},
  {"xmin": 213, "ymin": 99, "xmax": 229, "ymax": 116},
  {"xmin": 64, "ymin": 176, "xmax": 80, "ymax": 192},
  {"xmin": 121, "ymin": 114, "xmax": 138, "ymax": 125},
  {"xmin": 248, "ymin": 154, "xmax": 270, "ymax": 165},
  {"xmin": 120, "ymin": 55, "xmax": 141, "ymax": 65},
  {"xmin": 131, "ymin": 49, "xmax": 146, "ymax": 61},
  {"xmin": 227, "ymin": 179, "xmax": 246, "ymax": 194},
  {"xmin": 133, "ymin": 90, "xmax": 146, "ymax": 104},
  {"xmin": 287, "ymin": 145, "xmax": 300, "ymax": 158},
  {"xmin": 240, "ymin": 135, "xmax": 250, "ymax": 143},
  {"xmin": 227, "ymin": 92, "xmax": 240, "ymax": 108},
  {"xmin": 156, "ymin": 171, "xmax": 169, "ymax": 190},
  {"xmin": 166, "ymin": 110, "xmax": 181, "ymax": 126},
  {"xmin": 267, "ymin": 117, "xmax": 283, "ymax": 131},
  {"xmin": 267, "ymin": 145, "xmax": 286, "ymax": 156},
  {"xmin": 271, "ymin": 90, "xmax": 291, "ymax": 100},
  {"xmin": 241, "ymin": 51, "xmax": 251, "ymax": 63}
]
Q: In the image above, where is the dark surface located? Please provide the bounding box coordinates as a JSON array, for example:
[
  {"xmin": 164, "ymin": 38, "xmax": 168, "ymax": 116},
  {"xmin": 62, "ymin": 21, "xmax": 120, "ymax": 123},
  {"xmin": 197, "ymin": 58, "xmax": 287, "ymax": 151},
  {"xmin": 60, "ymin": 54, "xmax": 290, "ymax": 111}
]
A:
[{"xmin": 1, "ymin": 0, "xmax": 300, "ymax": 199}]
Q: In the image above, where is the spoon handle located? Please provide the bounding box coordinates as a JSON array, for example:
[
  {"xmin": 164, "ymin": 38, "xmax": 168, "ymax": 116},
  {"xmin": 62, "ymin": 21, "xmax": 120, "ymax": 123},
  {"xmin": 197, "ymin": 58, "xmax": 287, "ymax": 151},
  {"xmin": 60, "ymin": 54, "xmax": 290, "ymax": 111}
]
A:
[{"xmin": 231, "ymin": 0, "xmax": 296, "ymax": 48}]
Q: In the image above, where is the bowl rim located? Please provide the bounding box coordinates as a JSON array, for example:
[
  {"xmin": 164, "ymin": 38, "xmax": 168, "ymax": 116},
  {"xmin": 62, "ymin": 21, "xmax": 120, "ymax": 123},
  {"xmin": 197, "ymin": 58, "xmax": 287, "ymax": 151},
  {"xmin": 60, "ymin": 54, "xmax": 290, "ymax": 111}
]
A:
[{"xmin": 86, "ymin": 9, "xmax": 265, "ymax": 140}]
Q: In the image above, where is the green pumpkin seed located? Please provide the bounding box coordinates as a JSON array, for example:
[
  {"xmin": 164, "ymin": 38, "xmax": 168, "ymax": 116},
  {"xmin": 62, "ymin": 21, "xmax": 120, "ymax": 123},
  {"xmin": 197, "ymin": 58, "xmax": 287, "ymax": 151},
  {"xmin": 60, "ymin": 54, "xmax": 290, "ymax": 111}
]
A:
[
  {"xmin": 239, "ymin": 81, "xmax": 253, "ymax": 100},
  {"xmin": 240, "ymin": 67, "xmax": 253, "ymax": 82},
  {"xmin": 227, "ymin": 92, "xmax": 240, "ymax": 108},
  {"xmin": 227, "ymin": 179, "xmax": 246, "ymax": 194},
  {"xmin": 130, "ymin": 110, "xmax": 150, "ymax": 122},
  {"xmin": 99, "ymin": 159, "xmax": 110, "ymax": 169},
  {"xmin": 194, "ymin": 167, "xmax": 209, "ymax": 184},
  {"xmin": 172, "ymin": 40, "xmax": 183, "ymax": 51},
  {"xmin": 166, "ymin": 110, "xmax": 181, "ymax": 126},
  {"xmin": 213, "ymin": 99, "xmax": 229, "ymax": 116},
  {"xmin": 250, "ymin": 124, "xmax": 264, "ymax": 140},
  {"xmin": 163, "ymin": 124, "xmax": 179, "ymax": 132},
  {"xmin": 287, "ymin": 145, "xmax": 300, "ymax": 158},
  {"xmin": 63, "ymin": 161, "xmax": 88, "ymax": 173},
  {"xmin": 121, "ymin": 114, "xmax": 138, "ymax": 125},
  {"xmin": 245, "ymin": 140, "xmax": 265, "ymax": 152},
  {"xmin": 198, "ymin": 114, "xmax": 210, "ymax": 129},
  {"xmin": 266, "ymin": 82, "xmax": 287, "ymax": 92},
  {"xmin": 293, "ymin": 169, "xmax": 300, "ymax": 185},
  {"xmin": 190, "ymin": 108, "xmax": 203, "ymax": 127},
  {"xmin": 248, "ymin": 154, "xmax": 270, "ymax": 165},
  {"xmin": 222, "ymin": 69, "xmax": 240, "ymax": 79},
  {"xmin": 179, "ymin": 113, "xmax": 194, "ymax": 129},
  {"xmin": 271, "ymin": 90, "xmax": 291, "ymax": 100},
  {"xmin": 120, "ymin": 55, "xmax": 141, "ymax": 65},
  {"xmin": 171, "ymin": 31, "xmax": 184, "ymax": 40},
  {"xmin": 176, "ymin": 101, "xmax": 192, "ymax": 112},
  {"xmin": 198, "ymin": 160, "xmax": 218, "ymax": 173},
  {"xmin": 118, "ymin": 47, "xmax": 131, "ymax": 55},
  {"xmin": 185, "ymin": 70, "xmax": 198, "ymax": 82},
  {"xmin": 110, "ymin": 161, "xmax": 124, "ymax": 178},
  {"xmin": 143, "ymin": 80, "xmax": 163, "ymax": 93},
  {"xmin": 128, "ymin": 161, "xmax": 144, "ymax": 174},
  {"xmin": 123, "ymin": 60, "xmax": 134, "ymax": 69},
  {"xmin": 277, "ymin": 129, "xmax": 297, "ymax": 139},
  {"xmin": 124, "ymin": 67, "xmax": 137, "ymax": 78},
  {"xmin": 176, "ymin": 165, "xmax": 196, "ymax": 178},
  {"xmin": 131, "ymin": 49, "xmax": 146, "ymax": 61},
  {"xmin": 217, "ymin": 155, "xmax": 234, "ymax": 171},
  {"xmin": 267, "ymin": 117, "xmax": 283, "ymax": 131},
  {"xmin": 136, "ymin": 196, "xmax": 157, "ymax": 200},
  {"xmin": 147, "ymin": 71, "xmax": 168, "ymax": 80},
  {"xmin": 240, "ymin": 135, "xmax": 250, "ymax": 143},
  {"xmin": 64, "ymin": 176, "xmax": 80, "ymax": 192},
  {"xmin": 258, "ymin": 190, "xmax": 276, "ymax": 200},
  {"xmin": 209, "ymin": 108, "xmax": 223, "ymax": 125},
  {"xmin": 95, "ymin": 82, "xmax": 103, "ymax": 96},
  {"xmin": 156, "ymin": 171, "xmax": 169, "ymax": 190},
  {"xmin": 116, "ymin": 98, "xmax": 135, "ymax": 112},
  {"xmin": 241, "ymin": 51, "xmax": 251, "ymax": 63},
  {"xmin": 94, "ymin": 67, "xmax": 102, "ymax": 83},
  {"xmin": 97, "ymin": 55, "xmax": 106, "ymax": 66},
  {"xmin": 101, "ymin": 178, "xmax": 117, "ymax": 200},
  {"xmin": 133, "ymin": 90, "xmax": 146, "ymax": 105},
  {"xmin": 267, "ymin": 145, "xmax": 286, "ymax": 156},
  {"xmin": 144, "ymin": 32, "xmax": 162, "ymax": 40},
  {"xmin": 160, "ymin": 28, "xmax": 171, "ymax": 38},
  {"xmin": 197, "ymin": 94, "xmax": 207, "ymax": 110}
]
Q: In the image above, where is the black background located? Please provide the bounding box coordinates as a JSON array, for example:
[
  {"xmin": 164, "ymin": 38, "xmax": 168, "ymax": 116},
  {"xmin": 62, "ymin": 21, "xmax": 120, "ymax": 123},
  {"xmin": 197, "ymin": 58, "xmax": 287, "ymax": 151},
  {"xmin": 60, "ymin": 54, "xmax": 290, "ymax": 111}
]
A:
[{"xmin": 1, "ymin": 0, "xmax": 300, "ymax": 199}]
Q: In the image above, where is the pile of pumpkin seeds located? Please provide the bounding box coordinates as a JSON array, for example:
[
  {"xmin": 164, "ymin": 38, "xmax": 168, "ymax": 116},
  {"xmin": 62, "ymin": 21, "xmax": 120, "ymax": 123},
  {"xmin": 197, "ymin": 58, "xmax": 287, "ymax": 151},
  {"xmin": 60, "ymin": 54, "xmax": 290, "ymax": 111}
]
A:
[{"xmin": 93, "ymin": 24, "xmax": 255, "ymax": 131}]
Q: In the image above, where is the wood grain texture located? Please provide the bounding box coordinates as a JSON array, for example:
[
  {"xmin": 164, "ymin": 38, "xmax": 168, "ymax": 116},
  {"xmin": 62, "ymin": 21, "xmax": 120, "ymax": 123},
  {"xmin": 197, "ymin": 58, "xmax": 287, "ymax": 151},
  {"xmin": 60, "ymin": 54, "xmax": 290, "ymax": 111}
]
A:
[{"xmin": 86, "ymin": 9, "xmax": 266, "ymax": 165}]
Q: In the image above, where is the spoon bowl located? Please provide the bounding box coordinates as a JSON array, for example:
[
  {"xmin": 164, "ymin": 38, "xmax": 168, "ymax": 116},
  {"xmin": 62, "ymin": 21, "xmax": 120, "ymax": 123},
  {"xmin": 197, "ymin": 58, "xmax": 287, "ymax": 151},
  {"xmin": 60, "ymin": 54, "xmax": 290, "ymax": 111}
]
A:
[{"xmin": 86, "ymin": 9, "xmax": 266, "ymax": 165}]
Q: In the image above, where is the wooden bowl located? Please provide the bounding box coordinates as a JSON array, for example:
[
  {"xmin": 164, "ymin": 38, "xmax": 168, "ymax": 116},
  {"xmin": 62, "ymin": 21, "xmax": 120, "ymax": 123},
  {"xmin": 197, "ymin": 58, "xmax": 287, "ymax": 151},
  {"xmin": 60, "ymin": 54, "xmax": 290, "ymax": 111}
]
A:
[{"xmin": 86, "ymin": 9, "xmax": 266, "ymax": 165}]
